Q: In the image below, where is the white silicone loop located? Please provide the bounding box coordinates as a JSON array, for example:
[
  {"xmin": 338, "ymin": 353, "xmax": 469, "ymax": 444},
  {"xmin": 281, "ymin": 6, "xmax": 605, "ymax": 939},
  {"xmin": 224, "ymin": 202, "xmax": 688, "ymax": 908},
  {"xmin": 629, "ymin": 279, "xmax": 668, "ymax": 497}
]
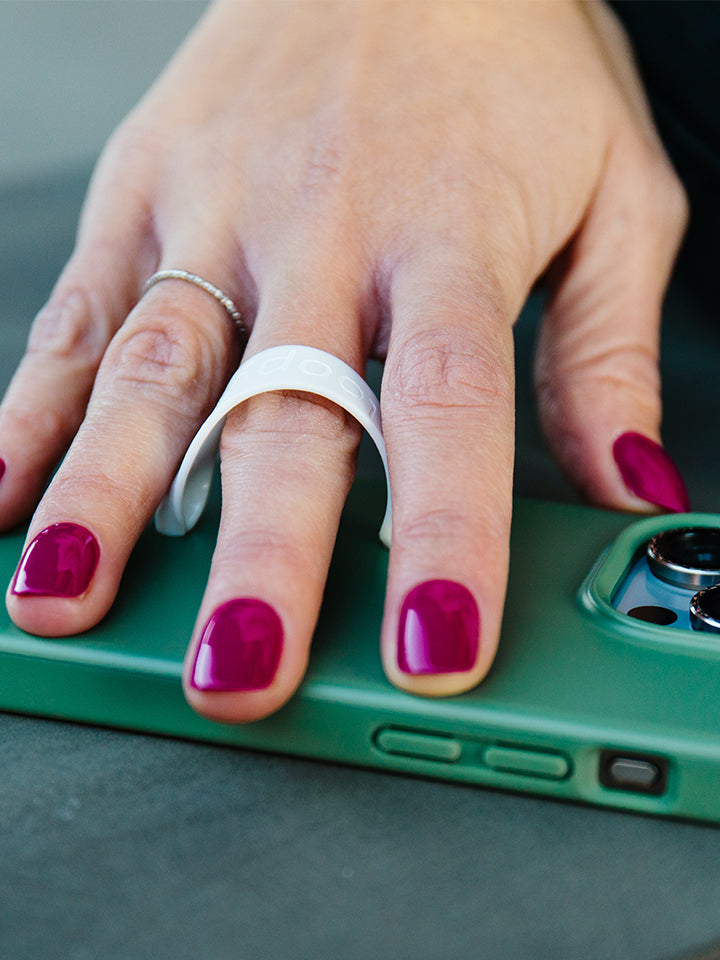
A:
[{"xmin": 155, "ymin": 345, "xmax": 392, "ymax": 547}]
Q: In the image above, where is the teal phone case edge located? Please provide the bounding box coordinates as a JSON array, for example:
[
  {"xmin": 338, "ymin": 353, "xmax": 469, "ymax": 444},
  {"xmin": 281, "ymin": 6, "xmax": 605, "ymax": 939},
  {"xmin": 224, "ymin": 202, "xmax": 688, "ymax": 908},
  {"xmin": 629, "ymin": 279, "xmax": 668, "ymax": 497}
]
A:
[{"xmin": 2, "ymin": 485, "xmax": 720, "ymax": 825}]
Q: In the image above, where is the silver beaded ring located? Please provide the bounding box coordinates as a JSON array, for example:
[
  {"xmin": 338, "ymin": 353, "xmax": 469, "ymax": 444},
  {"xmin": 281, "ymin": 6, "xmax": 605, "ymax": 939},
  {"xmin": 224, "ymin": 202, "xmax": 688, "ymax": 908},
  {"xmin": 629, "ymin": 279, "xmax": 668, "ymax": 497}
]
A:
[{"xmin": 143, "ymin": 269, "xmax": 245, "ymax": 335}]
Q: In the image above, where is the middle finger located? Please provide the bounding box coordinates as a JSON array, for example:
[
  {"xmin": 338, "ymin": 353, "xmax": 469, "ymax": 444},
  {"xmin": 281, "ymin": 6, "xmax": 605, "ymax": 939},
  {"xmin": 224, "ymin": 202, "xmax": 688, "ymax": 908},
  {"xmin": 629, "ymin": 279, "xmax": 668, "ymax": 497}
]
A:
[{"xmin": 182, "ymin": 245, "xmax": 371, "ymax": 722}]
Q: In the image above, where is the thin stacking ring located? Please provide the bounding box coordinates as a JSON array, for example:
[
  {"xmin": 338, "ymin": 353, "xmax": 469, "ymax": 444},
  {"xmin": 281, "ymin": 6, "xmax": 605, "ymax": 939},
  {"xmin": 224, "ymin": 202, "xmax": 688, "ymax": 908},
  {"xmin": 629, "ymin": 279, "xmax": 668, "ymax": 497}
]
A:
[{"xmin": 143, "ymin": 269, "xmax": 245, "ymax": 334}]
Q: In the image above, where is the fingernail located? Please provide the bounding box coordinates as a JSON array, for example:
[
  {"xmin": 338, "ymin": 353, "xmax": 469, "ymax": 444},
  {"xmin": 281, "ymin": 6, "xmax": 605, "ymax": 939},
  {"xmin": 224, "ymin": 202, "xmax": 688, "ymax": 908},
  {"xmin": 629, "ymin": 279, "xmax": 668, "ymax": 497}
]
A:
[
  {"xmin": 12, "ymin": 523, "xmax": 100, "ymax": 598},
  {"xmin": 398, "ymin": 579, "xmax": 479, "ymax": 675},
  {"xmin": 190, "ymin": 598, "xmax": 283, "ymax": 692},
  {"xmin": 613, "ymin": 432, "xmax": 690, "ymax": 513},
  {"xmin": 0, "ymin": 459, "xmax": 5, "ymax": 483}
]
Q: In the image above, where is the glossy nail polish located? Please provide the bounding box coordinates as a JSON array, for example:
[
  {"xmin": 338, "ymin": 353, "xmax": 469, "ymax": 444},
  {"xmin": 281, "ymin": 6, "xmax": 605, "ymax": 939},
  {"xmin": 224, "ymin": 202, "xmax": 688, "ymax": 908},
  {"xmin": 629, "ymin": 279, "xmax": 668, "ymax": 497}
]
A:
[
  {"xmin": 398, "ymin": 579, "xmax": 479, "ymax": 675},
  {"xmin": 191, "ymin": 598, "xmax": 283, "ymax": 692},
  {"xmin": 12, "ymin": 523, "xmax": 100, "ymax": 598},
  {"xmin": 0, "ymin": 458, "xmax": 5, "ymax": 483},
  {"xmin": 613, "ymin": 432, "xmax": 690, "ymax": 513}
]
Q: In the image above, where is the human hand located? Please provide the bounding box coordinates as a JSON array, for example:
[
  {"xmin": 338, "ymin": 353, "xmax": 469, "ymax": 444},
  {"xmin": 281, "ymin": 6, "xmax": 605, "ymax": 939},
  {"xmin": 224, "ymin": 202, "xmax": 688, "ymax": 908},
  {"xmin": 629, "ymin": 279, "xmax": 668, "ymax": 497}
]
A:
[{"xmin": 1, "ymin": 0, "xmax": 688, "ymax": 721}]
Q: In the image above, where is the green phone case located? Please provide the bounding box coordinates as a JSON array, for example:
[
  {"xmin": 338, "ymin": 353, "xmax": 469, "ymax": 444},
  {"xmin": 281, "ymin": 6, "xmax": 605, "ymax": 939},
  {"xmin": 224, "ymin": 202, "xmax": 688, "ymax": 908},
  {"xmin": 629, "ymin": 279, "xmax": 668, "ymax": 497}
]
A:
[{"xmin": 2, "ymin": 480, "xmax": 720, "ymax": 823}]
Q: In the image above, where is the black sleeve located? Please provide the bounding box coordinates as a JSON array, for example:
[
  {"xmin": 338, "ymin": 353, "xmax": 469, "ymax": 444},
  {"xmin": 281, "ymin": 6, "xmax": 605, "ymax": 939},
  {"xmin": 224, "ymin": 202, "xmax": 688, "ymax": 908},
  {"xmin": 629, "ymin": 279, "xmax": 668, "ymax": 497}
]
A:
[{"xmin": 609, "ymin": 0, "xmax": 720, "ymax": 299}]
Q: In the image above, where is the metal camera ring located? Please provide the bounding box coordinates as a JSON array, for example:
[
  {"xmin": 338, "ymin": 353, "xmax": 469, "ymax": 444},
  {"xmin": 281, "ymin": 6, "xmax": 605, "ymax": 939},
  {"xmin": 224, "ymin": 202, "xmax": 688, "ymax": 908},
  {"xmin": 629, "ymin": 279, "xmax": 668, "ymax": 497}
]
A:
[
  {"xmin": 690, "ymin": 585, "xmax": 720, "ymax": 634},
  {"xmin": 647, "ymin": 527, "xmax": 720, "ymax": 590}
]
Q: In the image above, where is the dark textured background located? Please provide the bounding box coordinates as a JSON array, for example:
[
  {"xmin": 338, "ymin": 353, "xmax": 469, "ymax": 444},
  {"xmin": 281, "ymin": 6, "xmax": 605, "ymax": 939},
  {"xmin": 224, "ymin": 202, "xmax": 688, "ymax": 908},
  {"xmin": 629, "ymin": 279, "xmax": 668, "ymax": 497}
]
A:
[{"xmin": 611, "ymin": 0, "xmax": 720, "ymax": 302}]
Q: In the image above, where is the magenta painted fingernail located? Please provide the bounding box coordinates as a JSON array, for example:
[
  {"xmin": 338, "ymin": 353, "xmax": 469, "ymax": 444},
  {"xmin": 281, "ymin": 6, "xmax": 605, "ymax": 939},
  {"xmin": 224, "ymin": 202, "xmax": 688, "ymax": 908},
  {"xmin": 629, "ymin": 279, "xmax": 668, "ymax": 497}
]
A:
[
  {"xmin": 613, "ymin": 432, "xmax": 690, "ymax": 513},
  {"xmin": 398, "ymin": 579, "xmax": 479, "ymax": 675},
  {"xmin": 191, "ymin": 598, "xmax": 283, "ymax": 692},
  {"xmin": 0, "ymin": 459, "xmax": 5, "ymax": 483},
  {"xmin": 12, "ymin": 523, "xmax": 100, "ymax": 597}
]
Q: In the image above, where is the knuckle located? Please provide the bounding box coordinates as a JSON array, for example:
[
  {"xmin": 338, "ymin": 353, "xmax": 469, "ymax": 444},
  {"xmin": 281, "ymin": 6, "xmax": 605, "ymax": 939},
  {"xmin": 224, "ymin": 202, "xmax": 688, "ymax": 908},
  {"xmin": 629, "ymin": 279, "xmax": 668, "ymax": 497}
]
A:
[
  {"xmin": 273, "ymin": 120, "xmax": 360, "ymax": 216},
  {"xmin": 644, "ymin": 154, "xmax": 689, "ymax": 233},
  {"xmin": 543, "ymin": 339, "xmax": 659, "ymax": 390},
  {"xmin": 397, "ymin": 504, "xmax": 508, "ymax": 555},
  {"xmin": 27, "ymin": 287, "xmax": 111, "ymax": 366},
  {"xmin": 81, "ymin": 120, "xmax": 159, "ymax": 222},
  {"xmin": 384, "ymin": 327, "xmax": 512, "ymax": 423},
  {"xmin": 213, "ymin": 527, "xmax": 313, "ymax": 578},
  {"xmin": 0, "ymin": 401, "xmax": 68, "ymax": 450},
  {"xmin": 630, "ymin": 144, "xmax": 690, "ymax": 235},
  {"xmin": 304, "ymin": 132, "xmax": 350, "ymax": 189},
  {"xmin": 659, "ymin": 165, "xmax": 690, "ymax": 233},
  {"xmin": 99, "ymin": 116, "xmax": 162, "ymax": 180},
  {"xmin": 398, "ymin": 506, "xmax": 469, "ymax": 545},
  {"xmin": 537, "ymin": 340, "xmax": 661, "ymax": 420},
  {"xmin": 107, "ymin": 313, "xmax": 214, "ymax": 408},
  {"xmin": 294, "ymin": 116, "xmax": 358, "ymax": 196},
  {"xmin": 50, "ymin": 467, "xmax": 150, "ymax": 529}
]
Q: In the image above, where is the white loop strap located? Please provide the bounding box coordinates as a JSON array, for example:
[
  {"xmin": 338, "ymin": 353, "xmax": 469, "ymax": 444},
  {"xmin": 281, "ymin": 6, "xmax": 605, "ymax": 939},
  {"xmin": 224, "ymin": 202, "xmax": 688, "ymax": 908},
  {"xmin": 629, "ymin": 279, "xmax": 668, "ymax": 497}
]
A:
[{"xmin": 155, "ymin": 345, "xmax": 392, "ymax": 547}]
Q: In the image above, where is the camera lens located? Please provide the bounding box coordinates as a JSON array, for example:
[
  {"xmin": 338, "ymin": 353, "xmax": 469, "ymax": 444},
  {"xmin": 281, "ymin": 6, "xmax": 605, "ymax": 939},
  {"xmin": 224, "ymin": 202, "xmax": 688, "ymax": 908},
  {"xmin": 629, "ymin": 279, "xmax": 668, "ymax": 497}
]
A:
[
  {"xmin": 690, "ymin": 585, "xmax": 720, "ymax": 633},
  {"xmin": 647, "ymin": 527, "xmax": 720, "ymax": 589}
]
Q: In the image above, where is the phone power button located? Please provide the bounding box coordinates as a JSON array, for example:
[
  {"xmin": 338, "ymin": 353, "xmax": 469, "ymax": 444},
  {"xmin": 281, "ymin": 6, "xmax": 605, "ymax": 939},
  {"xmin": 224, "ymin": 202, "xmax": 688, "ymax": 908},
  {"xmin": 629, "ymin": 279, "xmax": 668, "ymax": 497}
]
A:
[{"xmin": 599, "ymin": 751, "xmax": 668, "ymax": 795}]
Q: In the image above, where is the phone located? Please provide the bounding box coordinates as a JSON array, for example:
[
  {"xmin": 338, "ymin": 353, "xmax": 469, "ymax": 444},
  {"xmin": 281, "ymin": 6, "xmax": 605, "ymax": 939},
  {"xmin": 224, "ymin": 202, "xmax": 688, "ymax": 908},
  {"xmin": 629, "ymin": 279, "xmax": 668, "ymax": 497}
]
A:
[{"xmin": 2, "ymin": 478, "xmax": 720, "ymax": 824}]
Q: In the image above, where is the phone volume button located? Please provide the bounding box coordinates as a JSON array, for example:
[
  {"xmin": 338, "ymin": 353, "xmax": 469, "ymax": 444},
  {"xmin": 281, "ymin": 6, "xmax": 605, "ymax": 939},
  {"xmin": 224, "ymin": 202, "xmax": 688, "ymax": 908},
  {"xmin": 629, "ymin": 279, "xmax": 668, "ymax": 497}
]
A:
[
  {"xmin": 482, "ymin": 746, "xmax": 570, "ymax": 780},
  {"xmin": 374, "ymin": 728, "xmax": 463, "ymax": 763}
]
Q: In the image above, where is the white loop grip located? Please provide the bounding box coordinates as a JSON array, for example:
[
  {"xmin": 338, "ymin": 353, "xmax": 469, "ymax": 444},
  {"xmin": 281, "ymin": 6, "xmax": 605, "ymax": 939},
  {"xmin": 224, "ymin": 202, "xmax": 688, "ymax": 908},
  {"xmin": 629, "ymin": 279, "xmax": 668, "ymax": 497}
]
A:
[{"xmin": 155, "ymin": 345, "xmax": 392, "ymax": 547}]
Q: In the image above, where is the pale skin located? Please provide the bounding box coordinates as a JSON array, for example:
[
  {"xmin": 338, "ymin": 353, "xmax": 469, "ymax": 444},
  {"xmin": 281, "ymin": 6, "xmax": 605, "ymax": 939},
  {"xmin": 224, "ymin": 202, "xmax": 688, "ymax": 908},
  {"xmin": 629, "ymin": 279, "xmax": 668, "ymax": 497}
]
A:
[{"xmin": 1, "ymin": 1, "xmax": 687, "ymax": 721}]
